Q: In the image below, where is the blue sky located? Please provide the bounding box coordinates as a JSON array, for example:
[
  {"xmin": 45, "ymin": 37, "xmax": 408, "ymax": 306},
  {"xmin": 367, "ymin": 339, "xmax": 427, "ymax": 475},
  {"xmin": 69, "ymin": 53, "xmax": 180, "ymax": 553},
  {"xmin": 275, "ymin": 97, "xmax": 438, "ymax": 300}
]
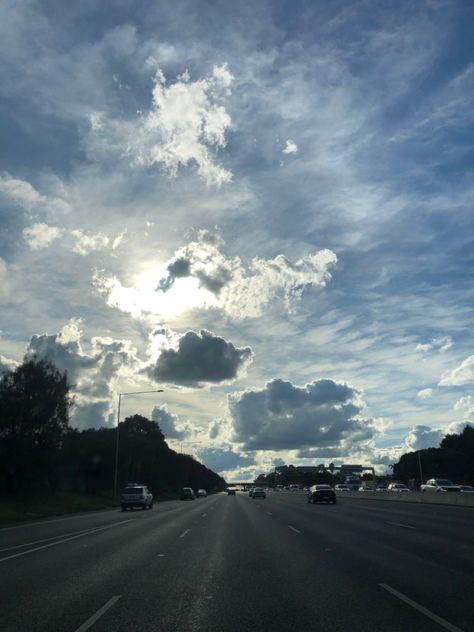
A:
[{"xmin": 1, "ymin": 0, "xmax": 473, "ymax": 480}]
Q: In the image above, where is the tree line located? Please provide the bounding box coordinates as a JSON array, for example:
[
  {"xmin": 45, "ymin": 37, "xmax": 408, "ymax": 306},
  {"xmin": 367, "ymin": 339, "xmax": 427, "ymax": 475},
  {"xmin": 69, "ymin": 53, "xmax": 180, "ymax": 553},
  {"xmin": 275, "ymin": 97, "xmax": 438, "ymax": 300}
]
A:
[
  {"xmin": 0, "ymin": 358, "xmax": 226, "ymax": 498},
  {"xmin": 392, "ymin": 425, "xmax": 474, "ymax": 486}
]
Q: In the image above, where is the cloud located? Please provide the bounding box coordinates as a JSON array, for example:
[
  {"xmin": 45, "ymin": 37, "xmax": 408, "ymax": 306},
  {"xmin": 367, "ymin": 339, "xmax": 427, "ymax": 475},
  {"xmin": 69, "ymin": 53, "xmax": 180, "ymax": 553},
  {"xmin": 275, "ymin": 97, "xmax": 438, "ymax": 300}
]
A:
[
  {"xmin": 196, "ymin": 447, "xmax": 255, "ymax": 474},
  {"xmin": 453, "ymin": 395, "xmax": 474, "ymax": 418},
  {"xmin": 417, "ymin": 388, "xmax": 433, "ymax": 399},
  {"xmin": 228, "ymin": 378, "xmax": 376, "ymax": 451},
  {"xmin": 71, "ymin": 229, "xmax": 110, "ymax": 255},
  {"xmin": 147, "ymin": 329, "xmax": 253, "ymax": 387},
  {"xmin": 88, "ymin": 64, "xmax": 233, "ymax": 186},
  {"xmin": 23, "ymin": 223, "xmax": 62, "ymax": 250},
  {"xmin": 282, "ymin": 139, "xmax": 298, "ymax": 154},
  {"xmin": 0, "ymin": 353, "xmax": 19, "ymax": 375},
  {"xmin": 439, "ymin": 354, "xmax": 474, "ymax": 386},
  {"xmin": 0, "ymin": 173, "xmax": 70, "ymax": 215},
  {"xmin": 25, "ymin": 320, "xmax": 140, "ymax": 428},
  {"xmin": 404, "ymin": 424, "xmax": 444, "ymax": 451},
  {"xmin": 97, "ymin": 232, "xmax": 337, "ymax": 320},
  {"xmin": 151, "ymin": 404, "xmax": 190, "ymax": 440},
  {"xmin": 415, "ymin": 336, "xmax": 453, "ymax": 353}
]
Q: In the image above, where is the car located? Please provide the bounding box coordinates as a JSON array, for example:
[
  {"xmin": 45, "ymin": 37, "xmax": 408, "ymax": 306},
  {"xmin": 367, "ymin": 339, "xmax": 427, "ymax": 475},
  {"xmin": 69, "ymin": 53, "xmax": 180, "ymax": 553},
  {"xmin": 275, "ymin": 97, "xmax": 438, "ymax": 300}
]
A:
[
  {"xmin": 180, "ymin": 487, "xmax": 195, "ymax": 500},
  {"xmin": 248, "ymin": 487, "xmax": 255, "ymax": 497},
  {"xmin": 197, "ymin": 489, "xmax": 207, "ymax": 497},
  {"xmin": 307, "ymin": 484, "xmax": 336, "ymax": 504},
  {"xmin": 387, "ymin": 483, "xmax": 410, "ymax": 492},
  {"xmin": 227, "ymin": 487, "xmax": 236, "ymax": 495},
  {"xmin": 420, "ymin": 478, "xmax": 461, "ymax": 492},
  {"xmin": 376, "ymin": 485, "xmax": 387, "ymax": 491},
  {"xmin": 459, "ymin": 485, "xmax": 474, "ymax": 493},
  {"xmin": 121, "ymin": 484, "xmax": 153, "ymax": 510},
  {"xmin": 358, "ymin": 485, "xmax": 376, "ymax": 492},
  {"xmin": 335, "ymin": 484, "xmax": 350, "ymax": 491},
  {"xmin": 252, "ymin": 487, "xmax": 266, "ymax": 499}
]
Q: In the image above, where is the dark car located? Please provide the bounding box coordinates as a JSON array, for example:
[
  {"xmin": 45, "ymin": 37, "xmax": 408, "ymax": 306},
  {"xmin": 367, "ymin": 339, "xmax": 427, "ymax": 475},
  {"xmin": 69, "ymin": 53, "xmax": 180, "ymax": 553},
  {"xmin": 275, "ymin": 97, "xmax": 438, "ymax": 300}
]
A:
[
  {"xmin": 180, "ymin": 487, "xmax": 195, "ymax": 500},
  {"xmin": 307, "ymin": 484, "xmax": 336, "ymax": 505}
]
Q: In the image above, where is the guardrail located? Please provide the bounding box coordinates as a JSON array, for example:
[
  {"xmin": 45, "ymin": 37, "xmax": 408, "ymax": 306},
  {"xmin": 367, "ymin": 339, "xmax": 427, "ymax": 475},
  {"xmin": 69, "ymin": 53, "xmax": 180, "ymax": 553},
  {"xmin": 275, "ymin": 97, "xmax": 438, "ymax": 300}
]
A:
[{"xmin": 334, "ymin": 490, "xmax": 474, "ymax": 507}]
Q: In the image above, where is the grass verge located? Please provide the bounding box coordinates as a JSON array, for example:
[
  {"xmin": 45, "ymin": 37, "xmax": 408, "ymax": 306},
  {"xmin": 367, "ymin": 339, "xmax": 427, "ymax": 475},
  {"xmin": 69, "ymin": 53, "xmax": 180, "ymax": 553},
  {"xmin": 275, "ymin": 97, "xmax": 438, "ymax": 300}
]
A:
[{"xmin": 0, "ymin": 492, "xmax": 118, "ymax": 525}]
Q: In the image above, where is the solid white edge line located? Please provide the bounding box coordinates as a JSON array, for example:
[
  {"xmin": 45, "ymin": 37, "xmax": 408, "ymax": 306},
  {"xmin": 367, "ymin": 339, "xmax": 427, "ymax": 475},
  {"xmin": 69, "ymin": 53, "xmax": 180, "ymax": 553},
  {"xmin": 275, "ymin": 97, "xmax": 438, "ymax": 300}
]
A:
[
  {"xmin": 0, "ymin": 524, "xmax": 123, "ymax": 553},
  {"xmin": 179, "ymin": 529, "xmax": 191, "ymax": 538},
  {"xmin": 288, "ymin": 525, "xmax": 301, "ymax": 534},
  {"xmin": 0, "ymin": 520, "xmax": 131, "ymax": 563},
  {"xmin": 386, "ymin": 521, "xmax": 415, "ymax": 530},
  {"xmin": 74, "ymin": 595, "xmax": 121, "ymax": 632},
  {"xmin": 380, "ymin": 584, "xmax": 465, "ymax": 632}
]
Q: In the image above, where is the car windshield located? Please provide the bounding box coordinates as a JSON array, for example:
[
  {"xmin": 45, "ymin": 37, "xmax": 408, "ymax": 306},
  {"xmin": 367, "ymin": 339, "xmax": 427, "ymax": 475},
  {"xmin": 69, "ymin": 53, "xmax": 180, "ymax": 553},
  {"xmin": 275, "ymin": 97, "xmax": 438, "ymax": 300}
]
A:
[
  {"xmin": 436, "ymin": 480, "xmax": 454, "ymax": 486},
  {"xmin": 123, "ymin": 487, "xmax": 144, "ymax": 493}
]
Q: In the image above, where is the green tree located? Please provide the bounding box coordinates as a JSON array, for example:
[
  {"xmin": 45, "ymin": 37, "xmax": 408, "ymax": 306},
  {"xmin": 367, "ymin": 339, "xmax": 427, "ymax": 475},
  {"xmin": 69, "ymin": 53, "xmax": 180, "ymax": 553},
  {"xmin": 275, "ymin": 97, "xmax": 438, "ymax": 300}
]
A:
[{"xmin": 0, "ymin": 358, "xmax": 73, "ymax": 495}]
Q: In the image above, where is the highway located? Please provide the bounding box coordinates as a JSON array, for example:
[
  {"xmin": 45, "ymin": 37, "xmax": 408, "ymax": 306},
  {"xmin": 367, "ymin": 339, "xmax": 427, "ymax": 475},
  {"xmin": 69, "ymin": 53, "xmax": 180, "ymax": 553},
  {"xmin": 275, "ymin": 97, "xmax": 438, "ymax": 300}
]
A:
[{"xmin": 0, "ymin": 491, "xmax": 472, "ymax": 632}]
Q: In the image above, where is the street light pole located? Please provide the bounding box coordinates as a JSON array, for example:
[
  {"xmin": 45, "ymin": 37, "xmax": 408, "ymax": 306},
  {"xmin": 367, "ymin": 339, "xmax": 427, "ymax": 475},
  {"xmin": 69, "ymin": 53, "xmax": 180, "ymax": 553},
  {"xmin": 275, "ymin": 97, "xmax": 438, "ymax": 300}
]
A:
[
  {"xmin": 113, "ymin": 389, "xmax": 164, "ymax": 497},
  {"xmin": 417, "ymin": 451, "xmax": 424, "ymax": 489}
]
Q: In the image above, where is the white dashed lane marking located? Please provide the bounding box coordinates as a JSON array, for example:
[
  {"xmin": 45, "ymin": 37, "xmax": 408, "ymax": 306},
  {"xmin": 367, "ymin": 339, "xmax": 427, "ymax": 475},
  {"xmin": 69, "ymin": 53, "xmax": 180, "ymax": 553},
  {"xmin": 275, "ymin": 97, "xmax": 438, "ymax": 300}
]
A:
[
  {"xmin": 74, "ymin": 596, "xmax": 121, "ymax": 632},
  {"xmin": 380, "ymin": 584, "xmax": 465, "ymax": 632}
]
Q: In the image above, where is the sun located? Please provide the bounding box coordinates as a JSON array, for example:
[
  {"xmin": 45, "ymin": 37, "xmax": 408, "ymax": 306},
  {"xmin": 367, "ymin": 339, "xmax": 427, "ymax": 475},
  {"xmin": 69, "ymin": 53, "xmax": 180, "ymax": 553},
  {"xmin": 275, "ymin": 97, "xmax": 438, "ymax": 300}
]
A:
[{"xmin": 102, "ymin": 264, "xmax": 218, "ymax": 319}]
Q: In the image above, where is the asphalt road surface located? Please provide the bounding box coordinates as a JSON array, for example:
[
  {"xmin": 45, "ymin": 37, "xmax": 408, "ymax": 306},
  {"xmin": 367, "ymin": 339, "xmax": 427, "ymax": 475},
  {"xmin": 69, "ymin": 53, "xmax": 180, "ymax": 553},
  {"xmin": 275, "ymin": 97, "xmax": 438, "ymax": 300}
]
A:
[{"xmin": 1, "ymin": 491, "xmax": 473, "ymax": 632}]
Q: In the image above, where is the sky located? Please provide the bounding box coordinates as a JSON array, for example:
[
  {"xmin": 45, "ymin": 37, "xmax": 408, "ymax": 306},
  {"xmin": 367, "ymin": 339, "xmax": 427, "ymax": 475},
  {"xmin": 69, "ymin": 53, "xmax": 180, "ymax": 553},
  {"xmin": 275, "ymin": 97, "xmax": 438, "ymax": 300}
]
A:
[{"xmin": 1, "ymin": 0, "xmax": 473, "ymax": 482}]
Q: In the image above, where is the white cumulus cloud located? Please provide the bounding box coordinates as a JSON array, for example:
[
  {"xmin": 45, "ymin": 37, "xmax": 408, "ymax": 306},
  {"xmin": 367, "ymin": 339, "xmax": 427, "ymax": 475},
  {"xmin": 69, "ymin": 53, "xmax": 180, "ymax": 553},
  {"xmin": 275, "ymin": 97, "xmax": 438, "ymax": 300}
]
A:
[
  {"xmin": 439, "ymin": 354, "xmax": 474, "ymax": 386},
  {"xmin": 71, "ymin": 229, "xmax": 110, "ymax": 255},
  {"xmin": 96, "ymin": 232, "xmax": 337, "ymax": 320},
  {"xmin": 89, "ymin": 65, "xmax": 234, "ymax": 186},
  {"xmin": 23, "ymin": 223, "xmax": 62, "ymax": 250},
  {"xmin": 417, "ymin": 388, "xmax": 433, "ymax": 399},
  {"xmin": 282, "ymin": 139, "xmax": 298, "ymax": 154}
]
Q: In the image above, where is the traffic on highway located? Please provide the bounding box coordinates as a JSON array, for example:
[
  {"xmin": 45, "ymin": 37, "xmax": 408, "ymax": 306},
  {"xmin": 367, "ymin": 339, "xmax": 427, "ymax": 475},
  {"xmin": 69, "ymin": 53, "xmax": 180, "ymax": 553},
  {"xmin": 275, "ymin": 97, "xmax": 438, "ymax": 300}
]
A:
[{"xmin": 1, "ymin": 489, "xmax": 472, "ymax": 632}]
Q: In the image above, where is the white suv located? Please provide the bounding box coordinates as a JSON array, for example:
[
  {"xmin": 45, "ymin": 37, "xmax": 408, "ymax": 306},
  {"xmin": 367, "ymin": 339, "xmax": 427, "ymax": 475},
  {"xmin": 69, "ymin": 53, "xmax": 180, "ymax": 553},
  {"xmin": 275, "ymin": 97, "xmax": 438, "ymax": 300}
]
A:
[
  {"xmin": 121, "ymin": 484, "xmax": 153, "ymax": 510},
  {"xmin": 420, "ymin": 478, "xmax": 460, "ymax": 493}
]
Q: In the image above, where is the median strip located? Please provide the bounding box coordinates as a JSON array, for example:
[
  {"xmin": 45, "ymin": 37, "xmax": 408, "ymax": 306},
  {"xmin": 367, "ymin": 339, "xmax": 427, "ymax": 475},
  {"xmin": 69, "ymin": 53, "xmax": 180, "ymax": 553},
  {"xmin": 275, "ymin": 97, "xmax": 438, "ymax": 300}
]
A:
[
  {"xmin": 380, "ymin": 584, "xmax": 465, "ymax": 632},
  {"xmin": 0, "ymin": 520, "xmax": 131, "ymax": 563},
  {"xmin": 74, "ymin": 595, "xmax": 121, "ymax": 632}
]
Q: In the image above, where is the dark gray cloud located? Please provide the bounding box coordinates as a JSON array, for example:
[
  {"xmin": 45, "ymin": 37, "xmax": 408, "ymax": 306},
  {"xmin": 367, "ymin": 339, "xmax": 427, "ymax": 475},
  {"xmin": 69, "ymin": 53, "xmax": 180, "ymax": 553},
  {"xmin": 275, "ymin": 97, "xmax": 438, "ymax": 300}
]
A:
[
  {"xmin": 228, "ymin": 378, "xmax": 375, "ymax": 451},
  {"xmin": 148, "ymin": 329, "xmax": 253, "ymax": 387},
  {"xmin": 196, "ymin": 447, "xmax": 255, "ymax": 473},
  {"xmin": 151, "ymin": 405, "xmax": 190, "ymax": 440}
]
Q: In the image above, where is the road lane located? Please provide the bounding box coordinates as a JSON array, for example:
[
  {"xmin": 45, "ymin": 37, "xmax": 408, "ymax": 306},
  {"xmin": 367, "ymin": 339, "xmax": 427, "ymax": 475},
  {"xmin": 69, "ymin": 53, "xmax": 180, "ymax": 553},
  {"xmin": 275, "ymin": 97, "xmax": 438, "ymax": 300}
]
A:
[
  {"xmin": 1, "ymin": 491, "xmax": 472, "ymax": 631},
  {"xmin": 261, "ymin": 491, "xmax": 473, "ymax": 631},
  {"xmin": 0, "ymin": 496, "xmax": 220, "ymax": 632}
]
